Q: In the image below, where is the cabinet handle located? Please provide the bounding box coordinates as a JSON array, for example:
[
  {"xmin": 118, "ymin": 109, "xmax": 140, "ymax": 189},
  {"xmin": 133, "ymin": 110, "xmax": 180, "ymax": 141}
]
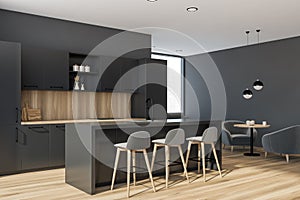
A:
[
  {"xmin": 29, "ymin": 126, "xmax": 49, "ymax": 133},
  {"xmin": 50, "ymin": 86, "xmax": 64, "ymax": 89},
  {"xmin": 55, "ymin": 125, "xmax": 65, "ymax": 131},
  {"xmin": 29, "ymin": 126, "xmax": 45, "ymax": 129},
  {"xmin": 16, "ymin": 128, "xmax": 26, "ymax": 145},
  {"xmin": 16, "ymin": 127, "xmax": 18, "ymax": 143},
  {"xmin": 23, "ymin": 85, "xmax": 38, "ymax": 89},
  {"xmin": 16, "ymin": 108, "xmax": 19, "ymax": 124}
]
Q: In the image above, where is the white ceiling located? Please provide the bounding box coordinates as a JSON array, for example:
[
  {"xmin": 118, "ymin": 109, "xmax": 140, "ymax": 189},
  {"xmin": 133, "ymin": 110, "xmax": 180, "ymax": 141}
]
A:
[{"xmin": 0, "ymin": 0, "xmax": 300, "ymax": 56}]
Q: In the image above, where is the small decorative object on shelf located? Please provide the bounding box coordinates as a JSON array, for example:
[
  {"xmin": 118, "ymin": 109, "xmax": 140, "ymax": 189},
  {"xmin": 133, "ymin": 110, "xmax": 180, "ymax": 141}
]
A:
[
  {"xmin": 84, "ymin": 65, "xmax": 90, "ymax": 72},
  {"xmin": 81, "ymin": 82, "xmax": 85, "ymax": 91},
  {"xmin": 74, "ymin": 75, "xmax": 80, "ymax": 90},
  {"xmin": 79, "ymin": 65, "xmax": 85, "ymax": 72},
  {"xmin": 73, "ymin": 64, "xmax": 79, "ymax": 72}
]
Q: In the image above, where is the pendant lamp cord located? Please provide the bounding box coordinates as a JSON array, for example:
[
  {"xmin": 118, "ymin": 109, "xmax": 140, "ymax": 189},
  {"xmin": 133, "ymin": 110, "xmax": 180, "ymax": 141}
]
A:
[
  {"xmin": 246, "ymin": 31, "xmax": 250, "ymax": 45},
  {"xmin": 256, "ymin": 29, "xmax": 261, "ymax": 44}
]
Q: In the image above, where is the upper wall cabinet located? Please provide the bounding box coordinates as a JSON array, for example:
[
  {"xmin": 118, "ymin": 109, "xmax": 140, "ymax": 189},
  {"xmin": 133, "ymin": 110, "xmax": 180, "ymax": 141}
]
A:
[
  {"xmin": 119, "ymin": 57, "xmax": 139, "ymax": 92},
  {"xmin": 100, "ymin": 56, "xmax": 122, "ymax": 92},
  {"xmin": 100, "ymin": 56, "xmax": 138, "ymax": 92},
  {"xmin": 22, "ymin": 46, "xmax": 69, "ymax": 90}
]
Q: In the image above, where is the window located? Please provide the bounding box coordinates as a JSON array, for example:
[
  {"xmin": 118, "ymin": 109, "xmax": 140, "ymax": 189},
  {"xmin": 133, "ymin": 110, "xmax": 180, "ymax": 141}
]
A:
[{"xmin": 151, "ymin": 54, "xmax": 184, "ymax": 115}]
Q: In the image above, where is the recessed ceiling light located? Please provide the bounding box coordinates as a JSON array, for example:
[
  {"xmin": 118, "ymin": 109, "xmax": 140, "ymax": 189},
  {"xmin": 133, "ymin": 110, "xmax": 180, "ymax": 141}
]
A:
[
  {"xmin": 176, "ymin": 49, "xmax": 183, "ymax": 52},
  {"xmin": 147, "ymin": 0, "xmax": 158, "ymax": 2},
  {"xmin": 187, "ymin": 6, "xmax": 198, "ymax": 12}
]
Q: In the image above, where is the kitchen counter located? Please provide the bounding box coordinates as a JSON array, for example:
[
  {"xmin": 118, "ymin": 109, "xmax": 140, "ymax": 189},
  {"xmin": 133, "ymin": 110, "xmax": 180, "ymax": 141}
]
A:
[
  {"xmin": 20, "ymin": 118, "xmax": 208, "ymax": 127},
  {"xmin": 65, "ymin": 119, "xmax": 222, "ymax": 195}
]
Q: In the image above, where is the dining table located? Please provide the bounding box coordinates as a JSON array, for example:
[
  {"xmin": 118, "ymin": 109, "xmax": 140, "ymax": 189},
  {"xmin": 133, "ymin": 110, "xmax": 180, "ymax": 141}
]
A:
[{"xmin": 234, "ymin": 123, "xmax": 270, "ymax": 156}]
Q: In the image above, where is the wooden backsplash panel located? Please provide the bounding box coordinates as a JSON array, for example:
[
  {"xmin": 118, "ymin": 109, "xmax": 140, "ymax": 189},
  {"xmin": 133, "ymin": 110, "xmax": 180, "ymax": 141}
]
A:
[{"xmin": 21, "ymin": 90, "xmax": 131, "ymax": 120}]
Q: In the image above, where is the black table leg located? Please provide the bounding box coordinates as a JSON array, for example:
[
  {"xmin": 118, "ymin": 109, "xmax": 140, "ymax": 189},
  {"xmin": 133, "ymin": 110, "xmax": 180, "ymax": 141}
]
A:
[{"xmin": 244, "ymin": 127, "xmax": 260, "ymax": 156}]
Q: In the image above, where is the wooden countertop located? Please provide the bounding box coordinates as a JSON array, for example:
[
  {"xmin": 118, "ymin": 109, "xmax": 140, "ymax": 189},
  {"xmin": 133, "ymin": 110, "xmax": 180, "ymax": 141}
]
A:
[
  {"xmin": 21, "ymin": 118, "xmax": 147, "ymax": 125},
  {"xmin": 21, "ymin": 118, "xmax": 212, "ymax": 126}
]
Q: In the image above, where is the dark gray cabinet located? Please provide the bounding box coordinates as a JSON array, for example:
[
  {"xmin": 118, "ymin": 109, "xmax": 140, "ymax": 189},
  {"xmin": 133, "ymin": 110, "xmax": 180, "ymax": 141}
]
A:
[
  {"xmin": 132, "ymin": 58, "xmax": 167, "ymax": 119},
  {"xmin": 99, "ymin": 56, "xmax": 140, "ymax": 92},
  {"xmin": 119, "ymin": 58, "xmax": 139, "ymax": 92},
  {"xmin": 43, "ymin": 50, "xmax": 69, "ymax": 90},
  {"xmin": 17, "ymin": 124, "xmax": 66, "ymax": 171},
  {"xmin": 49, "ymin": 125, "xmax": 65, "ymax": 167},
  {"xmin": 0, "ymin": 41, "xmax": 21, "ymax": 124},
  {"xmin": 22, "ymin": 46, "xmax": 68, "ymax": 90},
  {"xmin": 0, "ymin": 41, "xmax": 20, "ymax": 175},
  {"xmin": 18, "ymin": 125, "xmax": 50, "ymax": 170},
  {"xmin": 21, "ymin": 46, "xmax": 44, "ymax": 90},
  {"xmin": 146, "ymin": 59, "xmax": 167, "ymax": 120},
  {"xmin": 100, "ymin": 57, "xmax": 122, "ymax": 91},
  {"xmin": 0, "ymin": 125, "xmax": 18, "ymax": 174}
]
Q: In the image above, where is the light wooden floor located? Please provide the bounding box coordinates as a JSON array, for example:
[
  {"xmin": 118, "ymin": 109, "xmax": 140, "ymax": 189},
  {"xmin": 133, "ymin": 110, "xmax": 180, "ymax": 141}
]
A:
[{"xmin": 1, "ymin": 147, "xmax": 300, "ymax": 200}]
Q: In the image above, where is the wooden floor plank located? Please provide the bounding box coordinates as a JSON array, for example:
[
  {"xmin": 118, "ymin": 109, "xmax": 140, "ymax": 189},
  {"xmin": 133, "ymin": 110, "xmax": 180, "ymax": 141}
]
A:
[{"xmin": 1, "ymin": 148, "xmax": 300, "ymax": 199}]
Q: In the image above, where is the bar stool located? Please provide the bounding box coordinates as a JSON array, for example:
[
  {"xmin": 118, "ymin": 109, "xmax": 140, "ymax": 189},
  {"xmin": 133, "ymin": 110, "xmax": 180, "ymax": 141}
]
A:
[
  {"xmin": 185, "ymin": 127, "xmax": 222, "ymax": 182},
  {"xmin": 111, "ymin": 131, "xmax": 156, "ymax": 198},
  {"xmin": 151, "ymin": 128, "xmax": 189, "ymax": 188}
]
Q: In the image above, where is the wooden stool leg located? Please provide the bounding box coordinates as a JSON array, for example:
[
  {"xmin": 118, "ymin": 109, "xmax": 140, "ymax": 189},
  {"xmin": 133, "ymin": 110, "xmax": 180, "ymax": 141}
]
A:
[
  {"xmin": 185, "ymin": 141, "xmax": 192, "ymax": 168},
  {"xmin": 143, "ymin": 149, "xmax": 156, "ymax": 192},
  {"xmin": 127, "ymin": 150, "xmax": 131, "ymax": 198},
  {"xmin": 178, "ymin": 145, "xmax": 190, "ymax": 183},
  {"xmin": 286, "ymin": 154, "xmax": 290, "ymax": 163},
  {"xmin": 151, "ymin": 144, "xmax": 157, "ymax": 172},
  {"xmin": 184, "ymin": 141, "xmax": 192, "ymax": 176},
  {"xmin": 132, "ymin": 151, "xmax": 136, "ymax": 186},
  {"xmin": 201, "ymin": 142, "xmax": 206, "ymax": 182},
  {"xmin": 212, "ymin": 143, "xmax": 222, "ymax": 178},
  {"xmin": 111, "ymin": 148, "xmax": 120, "ymax": 190},
  {"xmin": 198, "ymin": 143, "xmax": 201, "ymax": 174},
  {"xmin": 165, "ymin": 145, "xmax": 169, "ymax": 189}
]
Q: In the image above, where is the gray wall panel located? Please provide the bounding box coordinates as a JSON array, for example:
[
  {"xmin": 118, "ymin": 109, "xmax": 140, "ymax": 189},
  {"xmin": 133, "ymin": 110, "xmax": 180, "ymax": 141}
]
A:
[{"xmin": 185, "ymin": 36, "xmax": 300, "ymax": 145}]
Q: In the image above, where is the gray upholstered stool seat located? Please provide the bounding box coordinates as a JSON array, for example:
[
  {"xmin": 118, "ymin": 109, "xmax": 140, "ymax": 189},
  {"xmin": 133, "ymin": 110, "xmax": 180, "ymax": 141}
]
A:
[
  {"xmin": 151, "ymin": 128, "xmax": 189, "ymax": 188},
  {"xmin": 151, "ymin": 139, "xmax": 166, "ymax": 144},
  {"xmin": 111, "ymin": 131, "xmax": 156, "ymax": 198},
  {"xmin": 186, "ymin": 136, "xmax": 203, "ymax": 141},
  {"xmin": 185, "ymin": 127, "xmax": 222, "ymax": 182},
  {"xmin": 114, "ymin": 143, "xmax": 127, "ymax": 149}
]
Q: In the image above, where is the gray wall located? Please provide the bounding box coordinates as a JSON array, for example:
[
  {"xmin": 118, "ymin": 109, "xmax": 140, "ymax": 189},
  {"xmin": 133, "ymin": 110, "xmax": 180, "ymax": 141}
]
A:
[
  {"xmin": 0, "ymin": 9, "xmax": 151, "ymax": 58},
  {"xmin": 185, "ymin": 36, "xmax": 300, "ymax": 145}
]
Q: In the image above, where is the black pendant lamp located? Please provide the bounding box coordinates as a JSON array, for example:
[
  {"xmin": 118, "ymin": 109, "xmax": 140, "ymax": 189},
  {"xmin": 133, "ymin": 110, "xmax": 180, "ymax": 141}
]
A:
[
  {"xmin": 253, "ymin": 30, "xmax": 264, "ymax": 91},
  {"xmin": 253, "ymin": 79, "xmax": 264, "ymax": 91},
  {"xmin": 242, "ymin": 31, "xmax": 253, "ymax": 100},
  {"xmin": 243, "ymin": 88, "xmax": 253, "ymax": 100}
]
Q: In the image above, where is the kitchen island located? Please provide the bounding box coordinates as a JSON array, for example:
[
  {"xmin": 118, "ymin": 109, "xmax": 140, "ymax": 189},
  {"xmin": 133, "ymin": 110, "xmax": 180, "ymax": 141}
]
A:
[{"xmin": 65, "ymin": 119, "xmax": 222, "ymax": 194}]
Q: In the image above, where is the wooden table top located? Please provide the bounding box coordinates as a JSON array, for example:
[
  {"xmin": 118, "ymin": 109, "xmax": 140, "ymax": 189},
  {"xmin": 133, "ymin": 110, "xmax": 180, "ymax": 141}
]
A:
[{"xmin": 234, "ymin": 124, "xmax": 270, "ymax": 128}]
